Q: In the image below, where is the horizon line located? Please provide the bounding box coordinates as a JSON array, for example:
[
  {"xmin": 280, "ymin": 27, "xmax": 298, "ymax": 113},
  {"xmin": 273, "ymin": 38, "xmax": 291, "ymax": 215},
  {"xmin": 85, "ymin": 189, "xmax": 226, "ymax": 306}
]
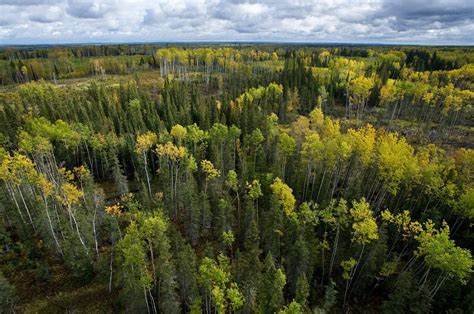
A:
[{"xmin": 1, "ymin": 40, "xmax": 473, "ymax": 48}]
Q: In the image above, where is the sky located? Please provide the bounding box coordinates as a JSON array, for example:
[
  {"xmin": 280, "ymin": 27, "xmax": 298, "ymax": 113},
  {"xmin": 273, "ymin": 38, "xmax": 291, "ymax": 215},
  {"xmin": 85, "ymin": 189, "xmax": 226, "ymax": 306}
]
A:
[{"xmin": 0, "ymin": 0, "xmax": 473, "ymax": 45}]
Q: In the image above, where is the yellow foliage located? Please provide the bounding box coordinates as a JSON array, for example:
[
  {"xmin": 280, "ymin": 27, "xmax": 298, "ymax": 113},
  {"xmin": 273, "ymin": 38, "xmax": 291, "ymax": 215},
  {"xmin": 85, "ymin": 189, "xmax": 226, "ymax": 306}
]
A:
[
  {"xmin": 271, "ymin": 177, "xmax": 296, "ymax": 217},
  {"xmin": 201, "ymin": 159, "xmax": 220, "ymax": 179},
  {"xmin": 135, "ymin": 131, "xmax": 158, "ymax": 155},
  {"xmin": 105, "ymin": 203, "xmax": 123, "ymax": 216},
  {"xmin": 347, "ymin": 124, "xmax": 376, "ymax": 166},
  {"xmin": 60, "ymin": 182, "xmax": 83, "ymax": 206},
  {"xmin": 156, "ymin": 141, "xmax": 187, "ymax": 161},
  {"xmin": 376, "ymin": 132, "xmax": 419, "ymax": 195},
  {"xmin": 170, "ymin": 124, "xmax": 187, "ymax": 141},
  {"xmin": 350, "ymin": 198, "xmax": 379, "ymax": 245}
]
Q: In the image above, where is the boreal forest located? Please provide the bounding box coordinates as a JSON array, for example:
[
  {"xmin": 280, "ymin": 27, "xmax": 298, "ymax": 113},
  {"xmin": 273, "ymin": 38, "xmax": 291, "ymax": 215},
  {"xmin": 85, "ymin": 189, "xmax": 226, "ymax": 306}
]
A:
[{"xmin": 0, "ymin": 44, "xmax": 473, "ymax": 313}]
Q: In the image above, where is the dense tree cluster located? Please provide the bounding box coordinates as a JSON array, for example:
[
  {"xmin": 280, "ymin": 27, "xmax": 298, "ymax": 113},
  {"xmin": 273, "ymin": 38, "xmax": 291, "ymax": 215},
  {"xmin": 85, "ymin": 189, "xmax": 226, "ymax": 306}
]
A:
[{"xmin": 0, "ymin": 44, "xmax": 473, "ymax": 312}]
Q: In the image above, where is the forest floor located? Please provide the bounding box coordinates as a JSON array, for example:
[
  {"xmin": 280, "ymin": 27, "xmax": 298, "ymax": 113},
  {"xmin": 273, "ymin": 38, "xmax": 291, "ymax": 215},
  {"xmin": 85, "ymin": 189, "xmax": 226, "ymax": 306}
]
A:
[
  {"xmin": 0, "ymin": 69, "xmax": 165, "ymax": 93},
  {"xmin": 8, "ymin": 258, "xmax": 114, "ymax": 313}
]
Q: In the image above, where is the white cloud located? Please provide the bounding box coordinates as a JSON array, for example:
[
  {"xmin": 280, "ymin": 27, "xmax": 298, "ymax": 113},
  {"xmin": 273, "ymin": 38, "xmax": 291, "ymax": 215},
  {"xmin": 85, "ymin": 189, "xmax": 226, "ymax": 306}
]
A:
[
  {"xmin": 238, "ymin": 3, "xmax": 267, "ymax": 16},
  {"xmin": 0, "ymin": 0, "xmax": 472, "ymax": 44},
  {"xmin": 30, "ymin": 5, "xmax": 63, "ymax": 23},
  {"xmin": 66, "ymin": 1, "xmax": 114, "ymax": 19}
]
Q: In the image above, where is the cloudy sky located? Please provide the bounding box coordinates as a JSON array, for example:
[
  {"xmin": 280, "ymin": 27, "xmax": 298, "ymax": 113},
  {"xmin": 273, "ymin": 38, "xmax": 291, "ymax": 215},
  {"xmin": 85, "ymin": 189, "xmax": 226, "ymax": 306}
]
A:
[{"xmin": 0, "ymin": 0, "xmax": 473, "ymax": 45}]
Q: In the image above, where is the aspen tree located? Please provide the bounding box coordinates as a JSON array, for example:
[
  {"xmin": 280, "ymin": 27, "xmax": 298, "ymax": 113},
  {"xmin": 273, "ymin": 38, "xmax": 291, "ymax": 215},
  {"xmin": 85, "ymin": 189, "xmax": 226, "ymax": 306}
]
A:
[
  {"xmin": 135, "ymin": 132, "xmax": 157, "ymax": 199},
  {"xmin": 225, "ymin": 170, "xmax": 241, "ymax": 228},
  {"xmin": 117, "ymin": 221, "xmax": 153, "ymax": 312},
  {"xmin": 343, "ymin": 198, "xmax": 378, "ymax": 305},
  {"xmin": 277, "ymin": 132, "xmax": 296, "ymax": 180},
  {"xmin": 156, "ymin": 141, "xmax": 188, "ymax": 215},
  {"xmin": 198, "ymin": 253, "xmax": 244, "ymax": 314},
  {"xmin": 270, "ymin": 177, "xmax": 296, "ymax": 218},
  {"xmin": 247, "ymin": 179, "xmax": 263, "ymax": 222},
  {"xmin": 415, "ymin": 221, "xmax": 473, "ymax": 298},
  {"xmin": 201, "ymin": 159, "xmax": 220, "ymax": 194}
]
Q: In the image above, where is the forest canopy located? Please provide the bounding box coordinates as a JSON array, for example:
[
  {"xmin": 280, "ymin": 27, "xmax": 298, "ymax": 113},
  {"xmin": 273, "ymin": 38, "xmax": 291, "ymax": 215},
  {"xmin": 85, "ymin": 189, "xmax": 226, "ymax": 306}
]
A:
[{"xmin": 0, "ymin": 43, "xmax": 473, "ymax": 313}]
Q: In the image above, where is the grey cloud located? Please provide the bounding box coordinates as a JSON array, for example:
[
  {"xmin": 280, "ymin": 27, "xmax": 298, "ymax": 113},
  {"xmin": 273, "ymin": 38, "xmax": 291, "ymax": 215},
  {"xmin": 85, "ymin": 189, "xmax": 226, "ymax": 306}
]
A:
[
  {"xmin": 0, "ymin": 0, "xmax": 473, "ymax": 45},
  {"xmin": 143, "ymin": 9, "xmax": 162, "ymax": 25},
  {"xmin": 371, "ymin": 0, "xmax": 473, "ymax": 30},
  {"xmin": 188, "ymin": 19, "xmax": 204, "ymax": 28},
  {"xmin": 0, "ymin": 0, "xmax": 56, "ymax": 5},
  {"xmin": 0, "ymin": 7, "xmax": 24, "ymax": 26},
  {"xmin": 235, "ymin": 24, "xmax": 260, "ymax": 34},
  {"xmin": 30, "ymin": 15, "xmax": 59, "ymax": 23},
  {"xmin": 382, "ymin": 0, "xmax": 473, "ymax": 20},
  {"xmin": 29, "ymin": 6, "xmax": 63, "ymax": 23},
  {"xmin": 274, "ymin": 5, "xmax": 313, "ymax": 20},
  {"xmin": 66, "ymin": 1, "xmax": 110, "ymax": 19},
  {"xmin": 0, "ymin": 15, "xmax": 14, "ymax": 26},
  {"xmin": 160, "ymin": 2, "xmax": 204, "ymax": 19}
]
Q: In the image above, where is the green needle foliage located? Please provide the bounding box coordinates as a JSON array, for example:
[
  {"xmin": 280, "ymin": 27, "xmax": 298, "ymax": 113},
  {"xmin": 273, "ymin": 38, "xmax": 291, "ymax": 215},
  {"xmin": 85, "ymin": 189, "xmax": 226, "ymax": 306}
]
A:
[{"xmin": 0, "ymin": 44, "xmax": 472, "ymax": 313}]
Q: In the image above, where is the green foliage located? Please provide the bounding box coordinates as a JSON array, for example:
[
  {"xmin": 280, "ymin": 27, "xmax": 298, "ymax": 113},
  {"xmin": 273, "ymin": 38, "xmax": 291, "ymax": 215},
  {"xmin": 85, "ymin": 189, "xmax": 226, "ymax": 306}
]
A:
[
  {"xmin": 295, "ymin": 274, "xmax": 309, "ymax": 308},
  {"xmin": 116, "ymin": 212, "xmax": 179, "ymax": 312},
  {"xmin": 278, "ymin": 132, "xmax": 296, "ymax": 156},
  {"xmin": 0, "ymin": 271, "xmax": 15, "ymax": 312},
  {"xmin": 198, "ymin": 253, "xmax": 244, "ymax": 313},
  {"xmin": 323, "ymin": 280, "xmax": 338, "ymax": 311},
  {"xmin": 258, "ymin": 254, "xmax": 287, "ymax": 313},
  {"xmin": 222, "ymin": 230, "xmax": 235, "ymax": 246},
  {"xmin": 271, "ymin": 177, "xmax": 296, "ymax": 217},
  {"xmin": 350, "ymin": 198, "xmax": 379, "ymax": 245},
  {"xmin": 341, "ymin": 258, "xmax": 357, "ymax": 280},
  {"xmin": 382, "ymin": 271, "xmax": 431, "ymax": 313},
  {"xmin": 456, "ymin": 187, "xmax": 474, "ymax": 219},
  {"xmin": 0, "ymin": 44, "xmax": 473, "ymax": 312},
  {"xmin": 415, "ymin": 222, "xmax": 473, "ymax": 284},
  {"xmin": 116, "ymin": 221, "xmax": 151, "ymax": 309},
  {"xmin": 247, "ymin": 179, "xmax": 263, "ymax": 200},
  {"xmin": 62, "ymin": 236, "xmax": 94, "ymax": 281},
  {"xmin": 225, "ymin": 170, "xmax": 238, "ymax": 192},
  {"xmin": 279, "ymin": 300, "xmax": 303, "ymax": 314},
  {"xmin": 376, "ymin": 132, "xmax": 419, "ymax": 195}
]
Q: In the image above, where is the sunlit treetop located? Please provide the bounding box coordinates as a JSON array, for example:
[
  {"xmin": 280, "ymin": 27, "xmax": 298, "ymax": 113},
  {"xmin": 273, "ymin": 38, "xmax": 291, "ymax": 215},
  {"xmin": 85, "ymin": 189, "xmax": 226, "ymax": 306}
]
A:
[
  {"xmin": 170, "ymin": 124, "xmax": 187, "ymax": 142},
  {"xmin": 415, "ymin": 221, "xmax": 473, "ymax": 284},
  {"xmin": 247, "ymin": 179, "xmax": 263, "ymax": 201},
  {"xmin": 201, "ymin": 159, "xmax": 220, "ymax": 179},
  {"xmin": 135, "ymin": 131, "xmax": 158, "ymax": 155},
  {"xmin": 156, "ymin": 141, "xmax": 187, "ymax": 161},
  {"xmin": 350, "ymin": 198, "xmax": 379, "ymax": 245},
  {"xmin": 271, "ymin": 177, "xmax": 296, "ymax": 217}
]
